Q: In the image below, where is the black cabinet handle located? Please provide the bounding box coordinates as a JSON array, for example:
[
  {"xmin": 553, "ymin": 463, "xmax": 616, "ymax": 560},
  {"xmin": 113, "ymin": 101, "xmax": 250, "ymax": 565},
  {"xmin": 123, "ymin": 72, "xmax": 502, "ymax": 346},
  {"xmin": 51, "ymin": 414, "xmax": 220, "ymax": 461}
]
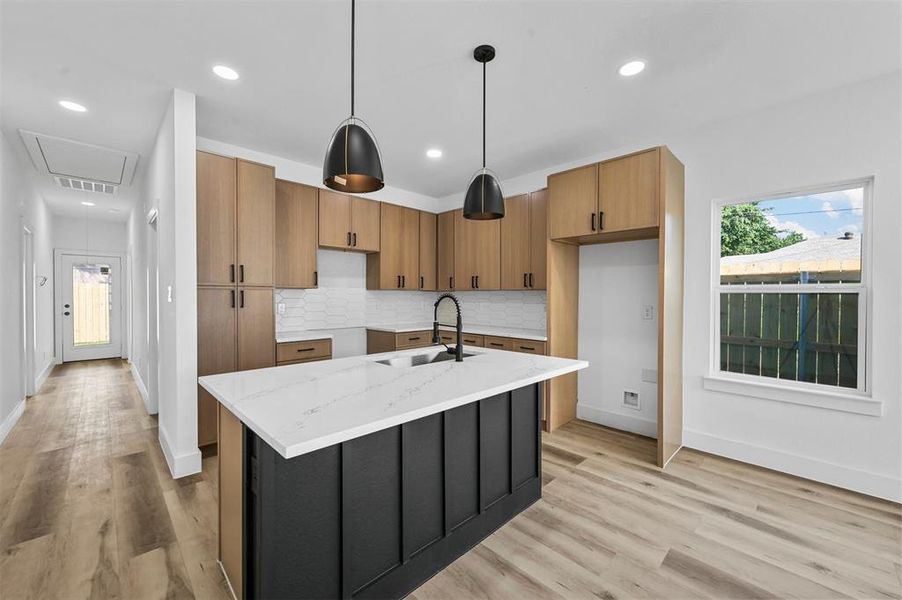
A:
[
  {"xmin": 352, "ymin": 232, "xmax": 357, "ymax": 247},
  {"xmin": 598, "ymin": 211, "xmax": 604, "ymax": 230},
  {"xmin": 239, "ymin": 290, "xmax": 245, "ymax": 308},
  {"xmin": 230, "ymin": 290, "xmax": 235, "ymax": 308},
  {"xmin": 296, "ymin": 347, "xmax": 315, "ymax": 353},
  {"xmin": 408, "ymin": 336, "xmax": 421, "ymax": 341},
  {"xmin": 230, "ymin": 264, "xmax": 235, "ymax": 283},
  {"xmin": 524, "ymin": 273, "xmax": 528, "ymax": 288},
  {"xmin": 314, "ymin": 271, "xmax": 318, "ymax": 286},
  {"xmin": 397, "ymin": 275, "xmax": 402, "ymax": 288},
  {"xmin": 475, "ymin": 275, "xmax": 479, "ymax": 289},
  {"xmin": 450, "ymin": 276, "xmax": 454, "ymax": 289},
  {"xmin": 239, "ymin": 264, "xmax": 245, "ymax": 283},
  {"xmin": 519, "ymin": 345, "xmax": 536, "ymax": 351},
  {"xmin": 470, "ymin": 275, "xmax": 475, "ymax": 288},
  {"xmin": 420, "ymin": 275, "xmax": 424, "ymax": 289},
  {"xmin": 347, "ymin": 231, "xmax": 352, "ymax": 246},
  {"xmin": 591, "ymin": 212, "xmax": 596, "ymax": 231},
  {"xmin": 489, "ymin": 342, "xmax": 503, "ymax": 347},
  {"xmin": 529, "ymin": 272, "xmax": 533, "ymax": 287},
  {"xmin": 402, "ymin": 275, "xmax": 406, "ymax": 288}
]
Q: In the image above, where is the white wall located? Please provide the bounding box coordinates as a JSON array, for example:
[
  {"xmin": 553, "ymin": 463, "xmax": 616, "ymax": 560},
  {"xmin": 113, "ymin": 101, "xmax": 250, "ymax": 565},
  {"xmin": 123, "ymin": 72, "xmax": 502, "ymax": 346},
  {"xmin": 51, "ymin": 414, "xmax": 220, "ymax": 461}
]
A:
[
  {"xmin": 0, "ymin": 130, "xmax": 55, "ymax": 442},
  {"xmin": 52, "ymin": 215, "xmax": 127, "ymax": 253},
  {"xmin": 441, "ymin": 72, "xmax": 901, "ymax": 500},
  {"xmin": 129, "ymin": 89, "xmax": 200, "ymax": 478},
  {"xmin": 196, "ymin": 137, "xmax": 441, "ymax": 213},
  {"xmin": 577, "ymin": 240, "xmax": 659, "ymax": 438}
]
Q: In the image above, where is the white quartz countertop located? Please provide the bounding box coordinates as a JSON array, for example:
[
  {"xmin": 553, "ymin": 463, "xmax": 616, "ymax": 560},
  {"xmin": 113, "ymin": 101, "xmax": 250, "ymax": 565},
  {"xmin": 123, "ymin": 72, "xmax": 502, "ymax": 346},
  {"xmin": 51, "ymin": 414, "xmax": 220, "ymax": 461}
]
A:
[
  {"xmin": 276, "ymin": 330, "xmax": 335, "ymax": 343},
  {"xmin": 199, "ymin": 346, "xmax": 586, "ymax": 459},
  {"xmin": 365, "ymin": 322, "xmax": 548, "ymax": 341}
]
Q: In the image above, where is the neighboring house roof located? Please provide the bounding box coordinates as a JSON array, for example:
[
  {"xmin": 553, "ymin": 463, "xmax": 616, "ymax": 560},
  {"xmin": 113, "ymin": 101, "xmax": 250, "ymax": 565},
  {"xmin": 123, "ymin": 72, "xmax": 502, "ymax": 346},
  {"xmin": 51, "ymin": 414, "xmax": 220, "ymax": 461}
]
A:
[{"xmin": 720, "ymin": 235, "xmax": 861, "ymax": 276}]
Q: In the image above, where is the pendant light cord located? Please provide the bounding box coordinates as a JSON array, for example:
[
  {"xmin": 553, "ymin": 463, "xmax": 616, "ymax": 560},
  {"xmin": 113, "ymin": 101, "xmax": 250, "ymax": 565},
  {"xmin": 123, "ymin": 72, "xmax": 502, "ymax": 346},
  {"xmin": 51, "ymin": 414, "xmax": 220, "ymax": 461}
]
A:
[
  {"xmin": 482, "ymin": 61, "xmax": 486, "ymax": 169},
  {"xmin": 351, "ymin": 0, "xmax": 355, "ymax": 117}
]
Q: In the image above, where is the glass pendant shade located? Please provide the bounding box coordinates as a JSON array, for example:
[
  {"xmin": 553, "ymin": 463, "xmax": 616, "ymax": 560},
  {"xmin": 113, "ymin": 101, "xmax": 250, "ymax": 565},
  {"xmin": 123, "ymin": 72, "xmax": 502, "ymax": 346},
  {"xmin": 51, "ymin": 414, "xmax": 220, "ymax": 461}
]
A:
[
  {"xmin": 323, "ymin": 117, "xmax": 384, "ymax": 193},
  {"xmin": 463, "ymin": 168, "xmax": 504, "ymax": 220}
]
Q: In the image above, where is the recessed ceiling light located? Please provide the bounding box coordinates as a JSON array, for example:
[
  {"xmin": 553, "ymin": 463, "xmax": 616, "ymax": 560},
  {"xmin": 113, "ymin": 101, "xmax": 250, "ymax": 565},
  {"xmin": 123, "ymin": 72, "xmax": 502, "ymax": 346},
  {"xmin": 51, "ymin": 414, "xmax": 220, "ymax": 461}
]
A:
[
  {"xmin": 426, "ymin": 148, "xmax": 443, "ymax": 159},
  {"xmin": 59, "ymin": 100, "xmax": 87, "ymax": 112},
  {"xmin": 618, "ymin": 60, "xmax": 646, "ymax": 77},
  {"xmin": 212, "ymin": 65, "xmax": 239, "ymax": 81},
  {"xmin": 81, "ymin": 201, "xmax": 95, "ymax": 206}
]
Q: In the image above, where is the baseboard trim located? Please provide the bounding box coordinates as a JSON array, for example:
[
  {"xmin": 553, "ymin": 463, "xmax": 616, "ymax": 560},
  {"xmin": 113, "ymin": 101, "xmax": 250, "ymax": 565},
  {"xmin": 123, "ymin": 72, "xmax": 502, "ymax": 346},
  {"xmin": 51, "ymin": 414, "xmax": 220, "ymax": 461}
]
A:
[
  {"xmin": 129, "ymin": 362, "xmax": 156, "ymax": 415},
  {"xmin": 577, "ymin": 404, "xmax": 658, "ymax": 439},
  {"xmin": 683, "ymin": 428, "xmax": 901, "ymax": 503},
  {"xmin": 35, "ymin": 358, "xmax": 55, "ymax": 393},
  {"xmin": 158, "ymin": 425, "xmax": 202, "ymax": 479},
  {"xmin": 0, "ymin": 399, "xmax": 26, "ymax": 446}
]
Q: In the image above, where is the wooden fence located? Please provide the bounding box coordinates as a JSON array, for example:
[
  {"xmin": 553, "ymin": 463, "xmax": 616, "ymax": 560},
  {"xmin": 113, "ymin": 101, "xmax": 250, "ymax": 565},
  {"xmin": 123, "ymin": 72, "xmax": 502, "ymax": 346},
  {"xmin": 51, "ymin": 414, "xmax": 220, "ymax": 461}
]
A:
[
  {"xmin": 719, "ymin": 291, "xmax": 858, "ymax": 389},
  {"xmin": 73, "ymin": 282, "xmax": 111, "ymax": 346}
]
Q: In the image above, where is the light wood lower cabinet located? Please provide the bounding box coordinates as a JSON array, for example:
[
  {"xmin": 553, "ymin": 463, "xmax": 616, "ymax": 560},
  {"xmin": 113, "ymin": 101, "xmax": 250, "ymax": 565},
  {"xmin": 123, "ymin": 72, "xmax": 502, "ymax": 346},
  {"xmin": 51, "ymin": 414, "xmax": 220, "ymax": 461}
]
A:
[
  {"xmin": 366, "ymin": 329, "xmax": 434, "ymax": 353},
  {"xmin": 483, "ymin": 336, "xmax": 513, "ymax": 351},
  {"xmin": 276, "ymin": 339, "xmax": 332, "ymax": 364},
  {"xmin": 197, "ymin": 286, "xmax": 274, "ymax": 447},
  {"xmin": 275, "ymin": 179, "xmax": 318, "ymax": 288}
]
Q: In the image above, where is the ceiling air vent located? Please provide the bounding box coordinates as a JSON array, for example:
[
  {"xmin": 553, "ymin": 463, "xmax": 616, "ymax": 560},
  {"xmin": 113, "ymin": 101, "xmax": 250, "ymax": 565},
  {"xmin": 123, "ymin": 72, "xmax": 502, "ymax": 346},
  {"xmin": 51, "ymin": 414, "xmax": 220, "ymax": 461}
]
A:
[{"xmin": 54, "ymin": 176, "xmax": 118, "ymax": 195}]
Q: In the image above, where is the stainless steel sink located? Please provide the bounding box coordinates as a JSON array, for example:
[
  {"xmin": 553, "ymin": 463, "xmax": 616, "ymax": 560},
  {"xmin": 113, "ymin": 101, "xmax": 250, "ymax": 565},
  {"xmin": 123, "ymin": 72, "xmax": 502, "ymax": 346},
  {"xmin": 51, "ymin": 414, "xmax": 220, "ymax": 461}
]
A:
[{"xmin": 374, "ymin": 349, "xmax": 476, "ymax": 368}]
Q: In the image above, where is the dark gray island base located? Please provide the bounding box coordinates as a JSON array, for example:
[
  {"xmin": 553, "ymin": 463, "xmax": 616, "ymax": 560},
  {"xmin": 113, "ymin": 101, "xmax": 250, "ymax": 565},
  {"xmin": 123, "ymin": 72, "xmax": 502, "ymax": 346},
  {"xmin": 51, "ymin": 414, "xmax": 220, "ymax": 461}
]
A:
[{"xmin": 242, "ymin": 383, "xmax": 542, "ymax": 599}]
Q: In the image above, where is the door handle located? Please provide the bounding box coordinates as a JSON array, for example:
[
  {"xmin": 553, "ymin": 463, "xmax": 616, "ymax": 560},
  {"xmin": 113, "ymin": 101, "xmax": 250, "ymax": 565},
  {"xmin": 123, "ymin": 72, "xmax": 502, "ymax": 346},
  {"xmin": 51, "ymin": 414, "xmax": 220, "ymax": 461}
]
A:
[
  {"xmin": 347, "ymin": 231, "xmax": 352, "ymax": 246},
  {"xmin": 230, "ymin": 290, "xmax": 235, "ymax": 308},
  {"xmin": 240, "ymin": 290, "xmax": 245, "ymax": 308},
  {"xmin": 529, "ymin": 272, "xmax": 533, "ymax": 288},
  {"xmin": 591, "ymin": 212, "xmax": 596, "ymax": 231},
  {"xmin": 239, "ymin": 264, "xmax": 245, "ymax": 283},
  {"xmin": 230, "ymin": 264, "xmax": 235, "ymax": 283},
  {"xmin": 352, "ymin": 232, "xmax": 357, "ymax": 247}
]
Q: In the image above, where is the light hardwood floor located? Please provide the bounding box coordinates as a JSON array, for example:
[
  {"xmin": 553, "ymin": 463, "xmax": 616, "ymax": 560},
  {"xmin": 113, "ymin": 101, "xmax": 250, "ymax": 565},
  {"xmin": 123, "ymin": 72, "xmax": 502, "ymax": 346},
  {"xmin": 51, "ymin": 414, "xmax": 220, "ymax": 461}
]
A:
[{"xmin": 1, "ymin": 360, "xmax": 900, "ymax": 599}]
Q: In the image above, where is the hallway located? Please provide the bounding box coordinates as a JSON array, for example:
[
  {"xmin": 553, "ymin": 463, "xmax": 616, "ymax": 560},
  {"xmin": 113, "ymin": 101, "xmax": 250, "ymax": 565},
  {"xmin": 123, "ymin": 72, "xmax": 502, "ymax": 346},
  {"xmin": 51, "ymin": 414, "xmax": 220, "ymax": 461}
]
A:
[{"xmin": 0, "ymin": 360, "xmax": 229, "ymax": 599}]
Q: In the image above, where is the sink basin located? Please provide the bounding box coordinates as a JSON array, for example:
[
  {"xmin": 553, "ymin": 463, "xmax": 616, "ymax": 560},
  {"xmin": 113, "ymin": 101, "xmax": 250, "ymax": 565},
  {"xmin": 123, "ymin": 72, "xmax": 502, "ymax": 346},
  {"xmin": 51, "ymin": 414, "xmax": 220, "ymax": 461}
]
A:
[{"xmin": 374, "ymin": 349, "xmax": 476, "ymax": 368}]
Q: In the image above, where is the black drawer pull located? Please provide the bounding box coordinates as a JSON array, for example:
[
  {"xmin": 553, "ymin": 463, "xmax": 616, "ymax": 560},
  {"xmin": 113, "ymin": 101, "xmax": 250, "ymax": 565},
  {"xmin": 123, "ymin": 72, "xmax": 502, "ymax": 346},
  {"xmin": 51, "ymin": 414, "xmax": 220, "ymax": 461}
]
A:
[
  {"xmin": 489, "ymin": 342, "xmax": 503, "ymax": 347},
  {"xmin": 296, "ymin": 347, "xmax": 315, "ymax": 353},
  {"xmin": 519, "ymin": 346, "xmax": 535, "ymax": 351},
  {"xmin": 408, "ymin": 336, "xmax": 421, "ymax": 341}
]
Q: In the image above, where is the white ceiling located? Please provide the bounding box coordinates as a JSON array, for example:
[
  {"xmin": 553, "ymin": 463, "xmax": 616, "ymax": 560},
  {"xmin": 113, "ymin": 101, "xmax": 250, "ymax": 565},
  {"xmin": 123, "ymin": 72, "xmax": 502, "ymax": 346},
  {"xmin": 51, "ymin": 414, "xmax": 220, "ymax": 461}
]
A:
[{"xmin": 2, "ymin": 1, "xmax": 900, "ymax": 211}]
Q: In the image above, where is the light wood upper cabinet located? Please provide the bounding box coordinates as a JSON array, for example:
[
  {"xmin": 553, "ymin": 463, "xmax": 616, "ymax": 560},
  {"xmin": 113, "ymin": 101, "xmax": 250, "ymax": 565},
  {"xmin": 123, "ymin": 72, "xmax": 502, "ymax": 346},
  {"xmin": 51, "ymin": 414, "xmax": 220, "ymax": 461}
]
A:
[
  {"xmin": 548, "ymin": 163, "xmax": 597, "ymax": 239},
  {"xmin": 237, "ymin": 287, "xmax": 275, "ymax": 371},
  {"xmin": 437, "ymin": 211, "xmax": 455, "ymax": 290},
  {"xmin": 529, "ymin": 189, "xmax": 548, "ymax": 289},
  {"xmin": 197, "ymin": 287, "xmax": 238, "ymax": 446},
  {"xmin": 598, "ymin": 148, "xmax": 659, "ymax": 232},
  {"xmin": 236, "ymin": 160, "xmax": 275, "ymax": 286},
  {"xmin": 453, "ymin": 209, "xmax": 500, "ymax": 290},
  {"xmin": 275, "ymin": 179, "xmax": 318, "ymax": 288},
  {"xmin": 350, "ymin": 197, "xmax": 381, "ymax": 251},
  {"xmin": 418, "ymin": 212, "xmax": 437, "ymax": 291},
  {"xmin": 318, "ymin": 189, "xmax": 351, "ymax": 249},
  {"xmin": 367, "ymin": 203, "xmax": 418, "ymax": 289},
  {"xmin": 197, "ymin": 151, "xmax": 237, "ymax": 286},
  {"xmin": 318, "ymin": 191, "xmax": 380, "ymax": 252},
  {"xmin": 501, "ymin": 195, "xmax": 531, "ymax": 290}
]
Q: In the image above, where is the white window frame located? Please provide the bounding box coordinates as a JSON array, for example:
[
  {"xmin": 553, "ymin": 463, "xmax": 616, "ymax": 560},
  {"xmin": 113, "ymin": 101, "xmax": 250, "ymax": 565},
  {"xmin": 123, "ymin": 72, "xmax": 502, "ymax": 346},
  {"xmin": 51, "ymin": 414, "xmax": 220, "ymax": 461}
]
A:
[{"xmin": 704, "ymin": 177, "xmax": 879, "ymax": 416}]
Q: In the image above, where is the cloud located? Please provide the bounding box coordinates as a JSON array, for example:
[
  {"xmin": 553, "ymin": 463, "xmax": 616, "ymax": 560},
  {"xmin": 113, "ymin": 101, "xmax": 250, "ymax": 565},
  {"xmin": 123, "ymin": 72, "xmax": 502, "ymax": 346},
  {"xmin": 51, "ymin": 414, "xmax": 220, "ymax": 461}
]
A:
[
  {"xmin": 822, "ymin": 200, "xmax": 840, "ymax": 219},
  {"xmin": 841, "ymin": 188, "xmax": 864, "ymax": 215},
  {"xmin": 766, "ymin": 214, "xmax": 819, "ymax": 239}
]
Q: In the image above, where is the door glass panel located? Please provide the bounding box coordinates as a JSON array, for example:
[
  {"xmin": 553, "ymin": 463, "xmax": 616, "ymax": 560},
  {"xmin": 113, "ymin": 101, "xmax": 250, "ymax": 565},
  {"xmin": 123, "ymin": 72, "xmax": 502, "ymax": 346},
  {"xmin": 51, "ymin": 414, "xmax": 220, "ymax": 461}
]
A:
[{"xmin": 72, "ymin": 263, "xmax": 112, "ymax": 347}]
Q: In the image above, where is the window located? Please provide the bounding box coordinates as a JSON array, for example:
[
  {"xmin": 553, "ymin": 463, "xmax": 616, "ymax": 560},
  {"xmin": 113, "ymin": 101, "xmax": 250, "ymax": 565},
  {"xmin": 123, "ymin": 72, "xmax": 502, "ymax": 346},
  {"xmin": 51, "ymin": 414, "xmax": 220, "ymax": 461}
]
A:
[{"xmin": 714, "ymin": 180, "xmax": 869, "ymax": 393}]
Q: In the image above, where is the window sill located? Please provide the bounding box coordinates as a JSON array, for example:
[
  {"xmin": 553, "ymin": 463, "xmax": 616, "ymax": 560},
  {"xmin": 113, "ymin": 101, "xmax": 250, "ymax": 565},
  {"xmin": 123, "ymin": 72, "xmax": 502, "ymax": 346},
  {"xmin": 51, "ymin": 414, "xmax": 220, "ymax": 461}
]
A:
[{"xmin": 702, "ymin": 374, "xmax": 882, "ymax": 416}]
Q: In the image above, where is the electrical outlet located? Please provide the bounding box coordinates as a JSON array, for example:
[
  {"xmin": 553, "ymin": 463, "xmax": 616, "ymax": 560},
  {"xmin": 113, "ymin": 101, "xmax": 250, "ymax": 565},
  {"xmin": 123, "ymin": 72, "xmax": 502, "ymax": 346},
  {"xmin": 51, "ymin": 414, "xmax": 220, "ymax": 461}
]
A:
[
  {"xmin": 277, "ymin": 302, "xmax": 286, "ymax": 315},
  {"xmin": 623, "ymin": 390, "xmax": 640, "ymax": 410},
  {"xmin": 643, "ymin": 305, "xmax": 655, "ymax": 320}
]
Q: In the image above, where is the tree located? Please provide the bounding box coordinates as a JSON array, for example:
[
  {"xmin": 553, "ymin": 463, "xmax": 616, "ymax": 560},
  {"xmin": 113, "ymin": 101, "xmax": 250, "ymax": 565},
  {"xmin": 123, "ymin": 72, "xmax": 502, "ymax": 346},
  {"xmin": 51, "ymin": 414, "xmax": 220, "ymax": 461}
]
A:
[{"xmin": 721, "ymin": 203, "xmax": 805, "ymax": 257}]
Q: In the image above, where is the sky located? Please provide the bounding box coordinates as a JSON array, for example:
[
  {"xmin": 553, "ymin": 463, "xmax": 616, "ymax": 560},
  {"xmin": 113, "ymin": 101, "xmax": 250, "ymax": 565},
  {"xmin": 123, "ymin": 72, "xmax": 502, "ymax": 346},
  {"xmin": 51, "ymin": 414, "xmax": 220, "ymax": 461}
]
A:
[{"xmin": 754, "ymin": 186, "xmax": 864, "ymax": 240}]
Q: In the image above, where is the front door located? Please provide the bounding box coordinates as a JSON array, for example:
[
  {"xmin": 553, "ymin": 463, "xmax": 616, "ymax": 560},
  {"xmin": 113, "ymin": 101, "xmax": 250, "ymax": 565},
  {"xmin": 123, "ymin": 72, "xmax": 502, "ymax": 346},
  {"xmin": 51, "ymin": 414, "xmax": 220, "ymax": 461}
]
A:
[{"xmin": 60, "ymin": 254, "xmax": 122, "ymax": 362}]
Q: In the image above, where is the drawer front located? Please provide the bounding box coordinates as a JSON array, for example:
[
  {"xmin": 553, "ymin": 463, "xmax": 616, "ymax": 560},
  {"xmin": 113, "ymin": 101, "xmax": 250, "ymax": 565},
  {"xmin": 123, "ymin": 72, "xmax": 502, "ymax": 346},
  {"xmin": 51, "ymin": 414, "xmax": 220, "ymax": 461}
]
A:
[
  {"xmin": 277, "ymin": 355, "xmax": 331, "ymax": 366},
  {"xmin": 276, "ymin": 339, "xmax": 332, "ymax": 362},
  {"xmin": 438, "ymin": 331, "xmax": 455, "ymax": 345},
  {"xmin": 511, "ymin": 339, "xmax": 546, "ymax": 355},
  {"xmin": 483, "ymin": 336, "xmax": 513, "ymax": 351},
  {"xmin": 395, "ymin": 331, "xmax": 433, "ymax": 349},
  {"xmin": 461, "ymin": 333, "xmax": 484, "ymax": 347}
]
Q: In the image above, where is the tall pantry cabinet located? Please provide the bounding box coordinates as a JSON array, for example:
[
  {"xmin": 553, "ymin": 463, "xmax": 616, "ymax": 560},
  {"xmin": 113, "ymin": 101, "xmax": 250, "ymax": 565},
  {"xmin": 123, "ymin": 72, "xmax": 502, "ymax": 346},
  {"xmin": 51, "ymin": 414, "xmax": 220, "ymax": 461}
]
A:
[{"xmin": 196, "ymin": 151, "xmax": 276, "ymax": 447}]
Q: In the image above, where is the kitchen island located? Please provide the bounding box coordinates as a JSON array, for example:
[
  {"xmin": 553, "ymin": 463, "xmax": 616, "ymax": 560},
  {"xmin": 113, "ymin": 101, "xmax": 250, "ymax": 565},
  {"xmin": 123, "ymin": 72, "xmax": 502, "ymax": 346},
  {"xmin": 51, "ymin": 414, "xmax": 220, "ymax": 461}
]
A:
[{"xmin": 199, "ymin": 346, "xmax": 587, "ymax": 600}]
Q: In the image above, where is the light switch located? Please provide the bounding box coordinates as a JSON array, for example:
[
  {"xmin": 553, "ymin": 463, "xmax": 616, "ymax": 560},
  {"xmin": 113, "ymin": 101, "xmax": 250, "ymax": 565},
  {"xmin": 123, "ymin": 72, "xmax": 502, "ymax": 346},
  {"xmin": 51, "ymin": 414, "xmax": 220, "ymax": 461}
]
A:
[{"xmin": 277, "ymin": 302, "xmax": 286, "ymax": 315}]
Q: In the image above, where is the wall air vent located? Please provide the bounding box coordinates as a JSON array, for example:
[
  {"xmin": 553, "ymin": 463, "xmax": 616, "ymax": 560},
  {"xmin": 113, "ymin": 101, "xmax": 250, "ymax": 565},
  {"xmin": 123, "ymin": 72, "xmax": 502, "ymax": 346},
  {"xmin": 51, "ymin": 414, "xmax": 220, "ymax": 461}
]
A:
[
  {"xmin": 18, "ymin": 129, "xmax": 139, "ymax": 186},
  {"xmin": 54, "ymin": 176, "xmax": 118, "ymax": 195}
]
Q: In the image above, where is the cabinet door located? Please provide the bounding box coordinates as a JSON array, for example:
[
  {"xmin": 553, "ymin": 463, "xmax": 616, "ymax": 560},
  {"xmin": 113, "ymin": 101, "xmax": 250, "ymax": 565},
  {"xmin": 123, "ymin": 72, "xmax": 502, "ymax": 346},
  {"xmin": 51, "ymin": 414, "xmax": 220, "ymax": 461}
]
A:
[
  {"xmin": 454, "ymin": 210, "xmax": 500, "ymax": 290},
  {"xmin": 399, "ymin": 206, "xmax": 419, "ymax": 289},
  {"xmin": 350, "ymin": 197, "xmax": 381, "ymax": 251},
  {"xmin": 275, "ymin": 180, "xmax": 318, "ymax": 288},
  {"xmin": 598, "ymin": 149, "xmax": 659, "ymax": 232},
  {"xmin": 238, "ymin": 288, "xmax": 275, "ymax": 371},
  {"xmin": 197, "ymin": 287, "xmax": 237, "ymax": 446},
  {"xmin": 418, "ymin": 212, "xmax": 436, "ymax": 290},
  {"xmin": 528, "ymin": 189, "xmax": 548, "ymax": 289},
  {"xmin": 196, "ymin": 152, "xmax": 236, "ymax": 286},
  {"xmin": 318, "ymin": 189, "xmax": 351, "ymax": 249},
  {"xmin": 237, "ymin": 160, "xmax": 275, "ymax": 286},
  {"xmin": 500, "ymin": 195, "xmax": 531, "ymax": 290},
  {"xmin": 437, "ymin": 211, "xmax": 455, "ymax": 290},
  {"xmin": 548, "ymin": 164, "xmax": 598, "ymax": 239},
  {"xmin": 377, "ymin": 203, "xmax": 404, "ymax": 289}
]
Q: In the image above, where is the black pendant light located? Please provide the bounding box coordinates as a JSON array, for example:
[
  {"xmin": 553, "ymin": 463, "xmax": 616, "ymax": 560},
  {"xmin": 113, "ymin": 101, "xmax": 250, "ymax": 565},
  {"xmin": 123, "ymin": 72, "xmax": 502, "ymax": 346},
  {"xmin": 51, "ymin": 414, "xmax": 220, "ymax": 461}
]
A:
[
  {"xmin": 463, "ymin": 44, "xmax": 504, "ymax": 220},
  {"xmin": 323, "ymin": 0, "xmax": 384, "ymax": 193}
]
